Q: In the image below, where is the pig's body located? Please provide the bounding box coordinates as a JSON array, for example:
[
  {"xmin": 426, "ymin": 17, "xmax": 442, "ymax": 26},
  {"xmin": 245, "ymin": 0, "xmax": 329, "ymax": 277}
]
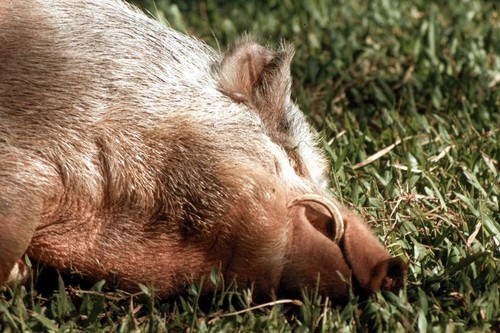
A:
[{"xmin": 0, "ymin": 0, "xmax": 405, "ymax": 300}]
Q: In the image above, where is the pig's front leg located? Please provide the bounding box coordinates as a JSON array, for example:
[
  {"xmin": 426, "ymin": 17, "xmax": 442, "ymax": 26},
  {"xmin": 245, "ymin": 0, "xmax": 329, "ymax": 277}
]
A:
[{"xmin": 0, "ymin": 169, "xmax": 42, "ymax": 285}]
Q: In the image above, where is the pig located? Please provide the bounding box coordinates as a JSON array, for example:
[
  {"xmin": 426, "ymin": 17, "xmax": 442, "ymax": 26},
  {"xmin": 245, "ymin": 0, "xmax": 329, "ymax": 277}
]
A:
[{"xmin": 0, "ymin": 0, "xmax": 406, "ymax": 302}]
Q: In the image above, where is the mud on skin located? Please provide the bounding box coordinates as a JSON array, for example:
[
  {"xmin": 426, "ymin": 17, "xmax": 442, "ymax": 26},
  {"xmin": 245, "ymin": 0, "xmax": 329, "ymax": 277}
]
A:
[{"xmin": 0, "ymin": 0, "xmax": 406, "ymax": 302}]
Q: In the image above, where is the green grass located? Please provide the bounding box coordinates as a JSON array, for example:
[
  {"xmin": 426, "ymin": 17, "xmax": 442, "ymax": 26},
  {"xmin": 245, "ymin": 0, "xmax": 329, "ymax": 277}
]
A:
[{"xmin": 1, "ymin": 0, "xmax": 499, "ymax": 331}]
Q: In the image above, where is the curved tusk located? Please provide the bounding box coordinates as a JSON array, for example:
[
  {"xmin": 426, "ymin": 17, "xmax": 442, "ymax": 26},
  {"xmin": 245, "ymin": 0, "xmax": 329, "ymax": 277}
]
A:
[{"xmin": 287, "ymin": 194, "xmax": 345, "ymax": 243}]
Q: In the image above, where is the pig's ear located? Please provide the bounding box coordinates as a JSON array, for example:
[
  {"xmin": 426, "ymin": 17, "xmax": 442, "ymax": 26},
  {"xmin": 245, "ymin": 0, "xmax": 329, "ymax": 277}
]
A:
[
  {"xmin": 287, "ymin": 194, "xmax": 344, "ymax": 243},
  {"xmin": 218, "ymin": 37, "xmax": 294, "ymax": 132}
]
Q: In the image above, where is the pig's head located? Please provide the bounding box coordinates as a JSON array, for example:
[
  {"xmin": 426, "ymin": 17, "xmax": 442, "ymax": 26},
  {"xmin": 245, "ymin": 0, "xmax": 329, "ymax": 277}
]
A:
[{"xmin": 217, "ymin": 37, "xmax": 406, "ymax": 301}]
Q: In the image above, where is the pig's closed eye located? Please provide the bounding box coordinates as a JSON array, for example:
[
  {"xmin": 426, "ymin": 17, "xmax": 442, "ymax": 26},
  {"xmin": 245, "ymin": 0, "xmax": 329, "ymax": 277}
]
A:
[{"xmin": 288, "ymin": 149, "xmax": 310, "ymax": 178}]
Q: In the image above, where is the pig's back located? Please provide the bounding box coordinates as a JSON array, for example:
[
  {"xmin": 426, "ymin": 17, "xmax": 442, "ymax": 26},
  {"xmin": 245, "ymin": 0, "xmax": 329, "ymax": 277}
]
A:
[
  {"xmin": 0, "ymin": 0, "xmax": 277, "ymax": 221},
  {"xmin": 0, "ymin": 0, "xmax": 225, "ymax": 127}
]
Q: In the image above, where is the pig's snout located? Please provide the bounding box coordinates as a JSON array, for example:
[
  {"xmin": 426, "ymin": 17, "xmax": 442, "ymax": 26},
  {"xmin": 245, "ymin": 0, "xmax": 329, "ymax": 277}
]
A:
[{"xmin": 280, "ymin": 194, "xmax": 406, "ymax": 300}]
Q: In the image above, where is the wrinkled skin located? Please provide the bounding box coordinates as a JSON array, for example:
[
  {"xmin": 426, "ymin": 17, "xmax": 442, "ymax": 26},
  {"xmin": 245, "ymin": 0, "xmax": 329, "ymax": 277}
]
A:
[{"xmin": 0, "ymin": 0, "xmax": 406, "ymax": 301}]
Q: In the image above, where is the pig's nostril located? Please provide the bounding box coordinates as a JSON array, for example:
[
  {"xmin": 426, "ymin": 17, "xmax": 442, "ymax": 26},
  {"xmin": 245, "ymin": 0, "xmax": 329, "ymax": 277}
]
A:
[
  {"xmin": 387, "ymin": 257, "xmax": 406, "ymax": 277},
  {"xmin": 382, "ymin": 257, "xmax": 407, "ymax": 291}
]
